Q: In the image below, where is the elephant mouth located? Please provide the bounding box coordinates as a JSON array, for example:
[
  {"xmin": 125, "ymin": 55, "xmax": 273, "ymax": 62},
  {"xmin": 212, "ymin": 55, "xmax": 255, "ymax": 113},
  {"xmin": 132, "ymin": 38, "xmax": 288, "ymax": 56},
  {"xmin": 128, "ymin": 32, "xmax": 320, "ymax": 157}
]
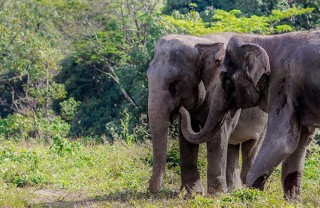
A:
[
  {"xmin": 170, "ymin": 105, "xmax": 181, "ymax": 124},
  {"xmin": 171, "ymin": 101, "xmax": 204, "ymax": 124}
]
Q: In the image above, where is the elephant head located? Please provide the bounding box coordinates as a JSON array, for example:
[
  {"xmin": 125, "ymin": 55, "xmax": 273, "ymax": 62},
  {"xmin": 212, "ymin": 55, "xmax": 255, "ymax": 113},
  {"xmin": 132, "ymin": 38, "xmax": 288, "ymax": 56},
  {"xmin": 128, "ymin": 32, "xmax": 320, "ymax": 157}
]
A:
[
  {"xmin": 222, "ymin": 39, "xmax": 271, "ymax": 111},
  {"xmin": 147, "ymin": 34, "xmax": 226, "ymax": 193},
  {"xmin": 180, "ymin": 37, "xmax": 271, "ymax": 144}
]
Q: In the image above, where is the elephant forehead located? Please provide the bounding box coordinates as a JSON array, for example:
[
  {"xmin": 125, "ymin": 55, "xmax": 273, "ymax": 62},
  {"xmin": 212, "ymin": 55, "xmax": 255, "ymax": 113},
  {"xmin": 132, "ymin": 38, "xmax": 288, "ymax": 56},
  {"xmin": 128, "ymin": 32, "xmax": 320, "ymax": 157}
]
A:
[{"xmin": 148, "ymin": 50, "xmax": 197, "ymax": 78}]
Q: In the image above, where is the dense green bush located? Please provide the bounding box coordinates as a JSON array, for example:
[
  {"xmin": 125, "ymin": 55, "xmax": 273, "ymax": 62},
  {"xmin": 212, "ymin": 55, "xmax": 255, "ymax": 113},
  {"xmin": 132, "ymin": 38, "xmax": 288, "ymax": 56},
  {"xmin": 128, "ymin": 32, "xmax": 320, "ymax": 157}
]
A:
[
  {"xmin": 0, "ymin": 114, "xmax": 70, "ymax": 141},
  {"xmin": 162, "ymin": 0, "xmax": 319, "ymax": 29}
]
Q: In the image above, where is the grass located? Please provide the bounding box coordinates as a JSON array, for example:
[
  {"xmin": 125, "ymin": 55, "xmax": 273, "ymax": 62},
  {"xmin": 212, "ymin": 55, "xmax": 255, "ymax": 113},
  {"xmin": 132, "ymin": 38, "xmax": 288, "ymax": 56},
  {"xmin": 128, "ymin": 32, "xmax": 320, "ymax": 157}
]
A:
[{"xmin": 0, "ymin": 138, "xmax": 319, "ymax": 207}]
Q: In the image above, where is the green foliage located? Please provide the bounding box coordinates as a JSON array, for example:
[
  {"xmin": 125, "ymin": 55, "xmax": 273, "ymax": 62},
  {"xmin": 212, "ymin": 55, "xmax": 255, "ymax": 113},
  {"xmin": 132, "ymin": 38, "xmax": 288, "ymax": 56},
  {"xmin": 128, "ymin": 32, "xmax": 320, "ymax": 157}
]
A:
[
  {"xmin": 313, "ymin": 131, "xmax": 320, "ymax": 145},
  {"xmin": 163, "ymin": 0, "xmax": 319, "ymax": 30},
  {"xmin": 164, "ymin": 7, "xmax": 314, "ymax": 35},
  {"xmin": 106, "ymin": 109, "xmax": 150, "ymax": 144},
  {"xmin": 106, "ymin": 109, "xmax": 136, "ymax": 144},
  {"xmin": 234, "ymin": 0, "xmax": 291, "ymax": 16},
  {"xmin": 0, "ymin": 0, "xmax": 319, "ymax": 142},
  {"xmin": 59, "ymin": 97, "xmax": 81, "ymax": 121},
  {"xmin": 188, "ymin": 195, "xmax": 215, "ymax": 207},
  {"xmin": 50, "ymin": 136, "xmax": 82, "ymax": 156},
  {"xmin": 0, "ymin": 0, "xmax": 66, "ymax": 113},
  {"xmin": 162, "ymin": 0, "xmax": 235, "ymax": 15},
  {"xmin": 0, "ymin": 146, "xmax": 49, "ymax": 188},
  {"xmin": 293, "ymin": 0, "xmax": 320, "ymax": 29},
  {"xmin": 0, "ymin": 115, "xmax": 33, "ymax": 140},
  {"xmin": 0, "ymin": 113, "xmax": 70, "ymax": 141},
  {"xmin": 221, "ymin": 188, "xmax": 265, "ymax": 206},
  {"xmin": 57, "ymin": 1, "xmax": 165, "ymax": 137},
  {"xmin": 0, "ymin": 140, "xmax": 319, "ymax": 207},
  {"xmin": 166, "ymin": 144, "xmax": 180, "ymax": 169},
  {"xmin": 0, "ymin": 187, "xmax": 30, "ymax": 208}
]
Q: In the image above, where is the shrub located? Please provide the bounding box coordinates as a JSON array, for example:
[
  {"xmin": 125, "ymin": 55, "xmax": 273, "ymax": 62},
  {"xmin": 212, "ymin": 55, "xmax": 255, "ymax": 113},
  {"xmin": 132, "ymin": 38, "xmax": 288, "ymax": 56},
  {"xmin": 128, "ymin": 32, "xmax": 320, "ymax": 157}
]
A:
[{"xmin": 0, "ymin": 114, "xmax": 70, "ymax": 141}]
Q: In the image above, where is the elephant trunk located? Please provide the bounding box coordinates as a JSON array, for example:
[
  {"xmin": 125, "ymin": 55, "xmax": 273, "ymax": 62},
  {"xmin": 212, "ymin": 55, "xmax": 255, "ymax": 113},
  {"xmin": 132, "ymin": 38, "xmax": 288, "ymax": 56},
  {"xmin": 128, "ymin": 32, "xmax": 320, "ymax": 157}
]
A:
[
  {"xmin": 148, "ymin": 90, "xmax": 174, "ymax": 193},
  {"xmin": 179, "ymin": 83, "xmax": 228, "ymax": 144},
  {"xmin": 246, "ymin": 135, "xmax": 287, "ymax": 190}
]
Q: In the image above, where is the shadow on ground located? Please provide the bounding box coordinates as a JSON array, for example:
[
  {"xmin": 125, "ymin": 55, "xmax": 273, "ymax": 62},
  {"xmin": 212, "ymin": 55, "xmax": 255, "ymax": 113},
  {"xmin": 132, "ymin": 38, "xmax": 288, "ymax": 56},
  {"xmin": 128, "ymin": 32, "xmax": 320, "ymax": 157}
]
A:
[{"xmin": 28, "ymin": 190, "xmax": 179, "ymax": 207}]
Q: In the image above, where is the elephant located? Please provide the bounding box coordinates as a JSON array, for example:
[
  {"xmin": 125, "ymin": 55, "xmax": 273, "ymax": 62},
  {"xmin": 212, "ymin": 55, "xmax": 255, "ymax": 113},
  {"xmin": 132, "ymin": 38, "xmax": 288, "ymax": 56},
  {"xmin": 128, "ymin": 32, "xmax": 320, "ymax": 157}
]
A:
[
  {"xmin": 179, "ymin": 31, "xmax": 319, "ymax": 200},
  {"xmin": 147, "ymin": 33, "xmax": 268, "ymax": 196}
]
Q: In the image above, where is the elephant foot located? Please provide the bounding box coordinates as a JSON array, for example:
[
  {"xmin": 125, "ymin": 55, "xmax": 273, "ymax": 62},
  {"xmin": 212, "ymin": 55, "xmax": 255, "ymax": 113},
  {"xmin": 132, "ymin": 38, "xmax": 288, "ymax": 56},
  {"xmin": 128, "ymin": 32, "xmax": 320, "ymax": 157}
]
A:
[
  {"xmin": 251, "ymin": 172, "xmax": 271, "ymax": 190},
  {"xmin": 207, "ymin": 186, "xmax": 227, "ymax": 196},
  {"xmin": 207, "ymin": 179, "xmax": 227, "ymax": 195},
  {"xmin": 149, "ymin": 172, "xmax": 164, "ymax": 193},
  {"xmin": 181, "ymin": 179, "xmax": 204, "ymax": 199},
  {"xmin": 226, "ymin": 175, "xmax": 242, "ymax": 192},
  {"xmin": 227, "ymin": 183, "xmax": 242, "ymax": 193},
  {"xmin": 283, "ymin": 171, "xmax": 302, "ymax": 201}
]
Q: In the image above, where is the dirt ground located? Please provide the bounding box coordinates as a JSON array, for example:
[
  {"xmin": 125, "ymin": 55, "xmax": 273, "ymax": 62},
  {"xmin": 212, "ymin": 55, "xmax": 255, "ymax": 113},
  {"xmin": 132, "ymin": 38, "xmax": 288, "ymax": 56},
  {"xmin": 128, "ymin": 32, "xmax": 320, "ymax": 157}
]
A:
[{"xmin": 28, "ymin": 189, "xmax": 111, "ymax": 207}]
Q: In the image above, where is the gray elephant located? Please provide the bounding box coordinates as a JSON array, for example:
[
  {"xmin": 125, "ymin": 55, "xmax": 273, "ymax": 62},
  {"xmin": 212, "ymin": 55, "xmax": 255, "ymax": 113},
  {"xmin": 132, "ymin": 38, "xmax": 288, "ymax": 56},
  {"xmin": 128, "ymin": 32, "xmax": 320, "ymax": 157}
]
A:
[
  {"xmin": 180, "ymin": 31, "xmax": 319, "ymax": 200},
  {"xmin": 147, "ymin": 33, "xmax": 267, "ymax": 196}
]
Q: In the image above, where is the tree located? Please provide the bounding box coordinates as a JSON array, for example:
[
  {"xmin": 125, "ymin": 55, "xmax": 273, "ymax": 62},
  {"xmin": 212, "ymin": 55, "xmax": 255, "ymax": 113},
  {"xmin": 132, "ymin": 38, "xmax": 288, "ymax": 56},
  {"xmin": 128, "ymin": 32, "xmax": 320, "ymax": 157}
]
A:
[
  {"xmin": 57, "ymin": 0, "xmax": 165, "ymax": 136},
  {"xmin": 0, "ymin": 0, "xmax": 80, "ymax": 139},
  {"xmin": 163, "ymin": 7, "xmax": 314, "ymax": 35},
  {"xmin": 292, "ymin": 0, "xmax": 320, "ymax": 29}
]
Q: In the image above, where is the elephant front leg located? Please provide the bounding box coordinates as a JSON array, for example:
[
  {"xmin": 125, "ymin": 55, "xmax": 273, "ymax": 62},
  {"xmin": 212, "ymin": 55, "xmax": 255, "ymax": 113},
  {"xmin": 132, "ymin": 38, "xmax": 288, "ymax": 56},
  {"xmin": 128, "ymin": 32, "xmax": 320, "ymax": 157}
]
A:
[
  {"xmin": 179, "ymin": 128, "xmax": 203, "ymax": 196},
  {"xmin": 206, "ymin": 137, "xmax": 228, "ymax": 194},
  {"xmin": 281, "ymin": 126, "xmax": 315, "ymax": 201},
  {"xmin": 207, "ymin": 117, "xmax": 238, "ymax": 194}
]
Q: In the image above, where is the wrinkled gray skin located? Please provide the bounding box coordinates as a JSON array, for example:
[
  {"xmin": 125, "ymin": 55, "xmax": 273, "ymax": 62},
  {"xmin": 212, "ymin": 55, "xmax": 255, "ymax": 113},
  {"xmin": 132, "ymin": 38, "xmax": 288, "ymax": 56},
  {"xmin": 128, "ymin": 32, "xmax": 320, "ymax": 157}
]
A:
[
  {"xmin": 147, "ymin": 33, "xmax": 267, "ymax": 195},
  {"xmin": 180, "ymin": 31, "xmax": 319, "ymax": 200}
]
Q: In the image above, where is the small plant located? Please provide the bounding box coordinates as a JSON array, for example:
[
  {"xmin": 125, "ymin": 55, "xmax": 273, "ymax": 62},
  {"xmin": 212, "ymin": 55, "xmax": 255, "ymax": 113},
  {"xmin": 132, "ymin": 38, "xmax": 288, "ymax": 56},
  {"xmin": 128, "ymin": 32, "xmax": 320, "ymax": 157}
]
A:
[
  {"xmin": 188, "ymin": 195, "xmax": 215, "ymax": 207},
  {"xmin": 50, "ymin": 136, "xmax": 82, "ymax": 156},
  {"xmin": 106, "ymin": 108, "xmax": 138, "ymax": 144},
  {"xmin": 0, "ymin": 146, "xmax": 49, "ymax": 187},
  {"xmin": 220, "ymin": 188, "xmax": 265, "ymax": 207},
  {"xmin": 314, "ymin": 131, "xmax": 320, "ymax": 145},
  {"xmin": 166, "ymin": 146, "xmax": 180, "ymax": 169}
]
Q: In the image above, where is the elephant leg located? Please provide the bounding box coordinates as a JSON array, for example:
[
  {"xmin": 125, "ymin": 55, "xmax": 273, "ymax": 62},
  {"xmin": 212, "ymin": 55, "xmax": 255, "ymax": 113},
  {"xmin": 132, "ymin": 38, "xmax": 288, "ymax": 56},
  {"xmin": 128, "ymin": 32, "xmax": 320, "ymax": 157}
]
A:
[
  {"xmin": 247, "ymin": 98, "xmax": 301, "ymax": 191},
  {"xmin": 207, "ymin": 115, "xmax": 240, "ymax": 195},
  {"xmin": 226, "ymin": 144, "xmax": 241, "ymax": 190},
  {"xmin": 179, "ymin": 123, "xmax": 203, "ymax": 195},
  {"xmin": 281, "ymin": 126, "xmax": 315, "ymax": 201},
  {"xmin": 241, "ymin": 126, "xmax": 266, "ymax": 184},
  {"xmin": 206, "ymin": 133, "xmax": 228, "ymax": 195}
]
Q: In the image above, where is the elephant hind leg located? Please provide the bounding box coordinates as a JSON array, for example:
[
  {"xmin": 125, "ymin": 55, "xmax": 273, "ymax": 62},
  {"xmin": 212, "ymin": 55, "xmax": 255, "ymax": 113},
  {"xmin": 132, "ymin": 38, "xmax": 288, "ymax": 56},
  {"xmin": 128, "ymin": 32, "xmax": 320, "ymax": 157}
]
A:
[
  {"xmin": 281, "ymin": 126, "xmax": 316, "ymax": 201},
  {"xmin": 226, "ymin": 144, "xmax": 241, "ymax": 190}
]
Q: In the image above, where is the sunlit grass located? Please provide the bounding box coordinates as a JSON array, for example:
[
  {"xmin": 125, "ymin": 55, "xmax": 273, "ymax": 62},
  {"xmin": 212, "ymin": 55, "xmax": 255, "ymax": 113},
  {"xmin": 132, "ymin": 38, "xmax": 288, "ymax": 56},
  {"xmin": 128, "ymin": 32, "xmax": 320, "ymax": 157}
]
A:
[{"xmin": 0, "ymin": 138, "xmax": 319, "ymax": 207}]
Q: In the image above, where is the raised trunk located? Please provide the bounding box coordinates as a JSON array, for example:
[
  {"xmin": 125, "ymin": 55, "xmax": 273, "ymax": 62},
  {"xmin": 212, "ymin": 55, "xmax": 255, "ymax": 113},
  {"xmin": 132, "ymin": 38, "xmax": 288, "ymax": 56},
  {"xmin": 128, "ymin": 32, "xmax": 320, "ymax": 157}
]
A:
[
  {"xmin": 179, "ymin": 83, "xmax": 229, "ymax": 144},
  {"xmin": 148, "ymin": 90, "xmax": 174, "ymax": 193}
]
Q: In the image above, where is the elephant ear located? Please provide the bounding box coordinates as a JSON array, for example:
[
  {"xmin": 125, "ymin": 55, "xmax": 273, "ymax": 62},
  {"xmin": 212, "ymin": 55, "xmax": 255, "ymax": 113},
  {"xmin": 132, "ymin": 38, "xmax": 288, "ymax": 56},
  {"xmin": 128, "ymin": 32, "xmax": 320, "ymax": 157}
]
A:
[
  {"xmin": 195, "ymin": 42, "xmax": 224, "ymax": 64},
  {"xmin": 241, "ymin": 43, "xmax": 271, "ymax": 90},
  {"xmin": 195, "ymin": 42, "xmax": 225, "ymax": 84},
  {"xmin": 194, "ymin": 43, "xmax": 225, "ymax": 108}
]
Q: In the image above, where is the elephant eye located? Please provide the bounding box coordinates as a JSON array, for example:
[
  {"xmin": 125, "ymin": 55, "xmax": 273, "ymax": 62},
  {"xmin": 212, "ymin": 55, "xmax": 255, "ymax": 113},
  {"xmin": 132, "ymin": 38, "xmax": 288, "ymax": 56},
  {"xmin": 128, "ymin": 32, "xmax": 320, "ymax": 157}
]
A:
[
  {"xmin": 220, "ymin": 72, "xmax": 234, "ymax": 97},
  {"xmin": 169, "ymin": 80, "xmax": 180, "ymax": 96}
]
